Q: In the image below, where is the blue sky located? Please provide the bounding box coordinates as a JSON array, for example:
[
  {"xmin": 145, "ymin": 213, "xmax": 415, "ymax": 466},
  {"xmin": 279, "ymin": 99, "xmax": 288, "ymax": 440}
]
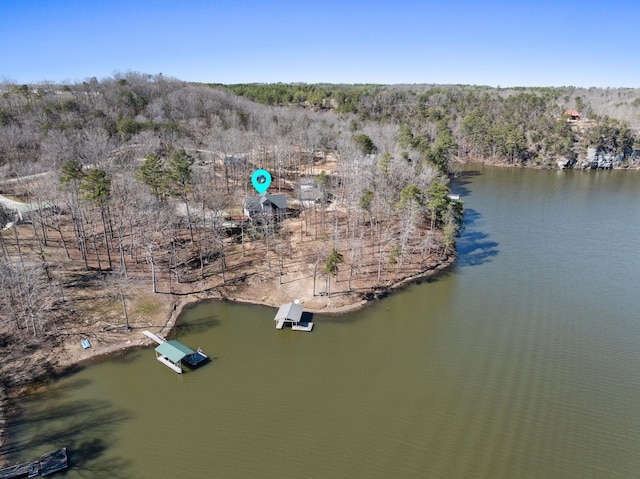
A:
[{"xmin": 1, "ymin": 0, "xmax": 638, "ymax": 87}]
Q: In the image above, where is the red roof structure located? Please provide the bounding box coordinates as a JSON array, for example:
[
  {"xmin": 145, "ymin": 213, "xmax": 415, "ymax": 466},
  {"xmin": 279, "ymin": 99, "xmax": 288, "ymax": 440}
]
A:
[{"xmin": 564, "ymin": 109, "xmax": 581, "ymax": 120}]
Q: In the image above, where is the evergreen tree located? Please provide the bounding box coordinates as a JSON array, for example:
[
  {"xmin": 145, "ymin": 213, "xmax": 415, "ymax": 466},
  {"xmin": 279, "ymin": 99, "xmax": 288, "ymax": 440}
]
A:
[
  {"xmin": 324, "ymin": 247, "xmax": 344, "ymax": 297},
  {"xmin": 137, "ymin": 153, "xmax": 168, "ymax": 201}
]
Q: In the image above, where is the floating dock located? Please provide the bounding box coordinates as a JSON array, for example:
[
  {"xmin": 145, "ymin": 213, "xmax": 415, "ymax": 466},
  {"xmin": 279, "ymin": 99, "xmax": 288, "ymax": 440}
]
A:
[
  {"xmin": 143, "ymin": 331, "xmax": 207, "ymax": 374},
  {"xmin": 291, "ymin": 322, "xmax": 314, "ymax": 331},
  {"xmin": 274, "ymin": 302, "xmax": 313, "ymax": 331},
  {"xmin": 0, "ymin": 447, "xmax": 68, "ymax": 478}
]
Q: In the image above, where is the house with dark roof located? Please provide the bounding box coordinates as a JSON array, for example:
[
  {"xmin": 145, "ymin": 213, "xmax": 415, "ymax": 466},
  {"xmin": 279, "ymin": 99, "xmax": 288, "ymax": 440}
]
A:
[{"xmin": 243, "ymin": 192, "xmax": 288, "ymax": 219}]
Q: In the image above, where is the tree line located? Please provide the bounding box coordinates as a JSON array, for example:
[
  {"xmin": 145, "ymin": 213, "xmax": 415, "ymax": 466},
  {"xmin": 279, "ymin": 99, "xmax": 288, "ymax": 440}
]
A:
[
  {"xmin": 227, "ymin": 83, "xmax": 640, "ymax": 169},
  {"xmin": 5, "ymin": 75, "xmax": 640, "ymax": 350},
  {"xmin": 223, "ymin": 82, "xmax": 384, "ymax": 113},
  {"xmin": 0, "ymin": 73, "xmax": 463, "ymax": 348},
  {"xmin": 2, "ymin": 74, "xmax": 639, "ymax": 386}
]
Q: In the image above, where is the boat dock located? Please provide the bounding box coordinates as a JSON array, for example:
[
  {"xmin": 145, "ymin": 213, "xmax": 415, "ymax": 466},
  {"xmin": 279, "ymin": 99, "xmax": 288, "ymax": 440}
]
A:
[
  {"xmin": 0, "ymin": 448, "xmax": 68, "ymax": 478},
  {"xmin": 291, "ymin": 322, "xmax": 313, "ymax": 331},
  {"xmin": 143, "ymin": 331, "xmax": 208, "ymax": 374},
  {"xmin": 274, "ymin": 302, "xmax": 313, "ymax": 331}
]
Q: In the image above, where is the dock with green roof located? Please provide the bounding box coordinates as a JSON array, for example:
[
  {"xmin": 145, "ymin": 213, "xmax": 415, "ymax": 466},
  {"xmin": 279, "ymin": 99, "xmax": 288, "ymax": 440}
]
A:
[{"xmin": 143, "ymin": 331, "xmax": 207, "ymax": 374}]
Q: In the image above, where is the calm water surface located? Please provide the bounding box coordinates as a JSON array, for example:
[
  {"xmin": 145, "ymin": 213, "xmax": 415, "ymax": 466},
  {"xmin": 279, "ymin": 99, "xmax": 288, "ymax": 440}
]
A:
[{"xmin": 10, "ymin": 166, "xmax": 640, "ymax": 478}]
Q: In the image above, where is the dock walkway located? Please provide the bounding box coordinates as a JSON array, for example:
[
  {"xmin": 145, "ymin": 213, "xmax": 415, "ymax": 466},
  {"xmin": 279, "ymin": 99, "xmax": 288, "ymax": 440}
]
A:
[
  {"xmin": 0, "ymin": 448, "xmax": 68, "ymax": 478},
  {"xmin": 143, "ymin": 330, "xmax": 166, "ymax": 344}
]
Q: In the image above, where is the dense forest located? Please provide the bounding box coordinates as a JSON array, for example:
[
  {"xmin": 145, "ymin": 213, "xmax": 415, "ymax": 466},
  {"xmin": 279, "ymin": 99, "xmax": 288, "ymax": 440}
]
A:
[{"xmin": 1, "ymin": 74, "xmax": 639, "ymax": 386}]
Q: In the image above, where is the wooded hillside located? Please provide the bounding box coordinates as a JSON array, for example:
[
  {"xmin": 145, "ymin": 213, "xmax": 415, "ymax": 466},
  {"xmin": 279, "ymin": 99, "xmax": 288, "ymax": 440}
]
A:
[
  {"xmin": 1, "ymin": 74, "xmax": 465, "ymax": 383},
  {"xmin": 2, "ymin": 74, "xmax": 639, "ymax": 388},
  {"xmin": 228, "ymin": 83, "xmax": 640, "ymax": 169}
]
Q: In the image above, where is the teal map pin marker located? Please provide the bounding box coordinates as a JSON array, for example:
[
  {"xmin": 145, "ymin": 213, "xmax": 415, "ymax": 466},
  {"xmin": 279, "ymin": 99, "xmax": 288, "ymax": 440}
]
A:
[{"xmin": 251, "ymin": 169, "xmax": 272, "ymax": 194}]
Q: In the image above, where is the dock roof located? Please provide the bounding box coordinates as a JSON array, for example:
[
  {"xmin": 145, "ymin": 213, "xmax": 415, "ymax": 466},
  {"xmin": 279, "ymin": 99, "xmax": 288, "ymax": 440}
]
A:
[
  {"xmin": 274, "ymin": 302, "xmax": 304, "ymax": 322},
  {"xmin": 155, "ymin": 340, "xmax": 195, "ymax": 363}
]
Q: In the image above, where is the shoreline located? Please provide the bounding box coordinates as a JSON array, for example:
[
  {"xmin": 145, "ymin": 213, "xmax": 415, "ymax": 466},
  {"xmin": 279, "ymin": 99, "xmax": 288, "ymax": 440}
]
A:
[
  {"xmin": 453, "ymin": 157, "xmax": 640, "ymax": 171},
  {"xmin": 6, "ymin": 255, "xmax": 455, "ymax": 380},
  {"xmin": 0, "ymin": 254, "xmax": 454, "ymax": 467},
  {"xmin": 218, "ymin": 256, "xmax": 453, "ymax": 316}
]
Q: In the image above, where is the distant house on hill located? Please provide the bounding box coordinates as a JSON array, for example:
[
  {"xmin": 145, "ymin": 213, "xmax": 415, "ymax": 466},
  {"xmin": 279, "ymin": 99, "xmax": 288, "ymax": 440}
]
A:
[
  {"xmin": 223, "ymin": 155, "xmax": 247, "ymax": 167},
  {"xmin": 243, "ymin": 192, "xmax": 288, "ymax": 219},
  {"xmin": 564, "ymin": 109, "xmax": 581, "ymax": 121}
]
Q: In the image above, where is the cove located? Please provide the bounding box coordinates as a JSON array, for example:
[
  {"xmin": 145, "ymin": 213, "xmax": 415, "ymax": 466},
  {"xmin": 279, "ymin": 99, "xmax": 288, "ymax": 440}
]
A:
[{"xmin": 8, "ymin": 165, "xmax": 640, "ymax": 479}]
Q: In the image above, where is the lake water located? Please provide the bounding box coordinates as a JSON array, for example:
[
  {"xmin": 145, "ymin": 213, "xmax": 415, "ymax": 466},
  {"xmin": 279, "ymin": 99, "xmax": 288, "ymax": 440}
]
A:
[{"xmin": 8, "ymin": 166, "xmax": 640, "ymax": 478}]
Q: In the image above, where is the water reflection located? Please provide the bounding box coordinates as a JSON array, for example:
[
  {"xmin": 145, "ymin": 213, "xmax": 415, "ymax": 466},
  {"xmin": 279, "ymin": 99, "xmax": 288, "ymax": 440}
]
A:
[{"xmin": 450, "ymin": 168, "xmax": 481, "ymax": 199}]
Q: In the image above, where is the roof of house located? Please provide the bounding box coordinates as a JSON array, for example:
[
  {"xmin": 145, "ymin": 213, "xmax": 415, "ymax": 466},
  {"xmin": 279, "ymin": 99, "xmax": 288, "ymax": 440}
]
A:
[
  {"xmin": 564, "ymin": 109, "xmax": 580, "ymax": 117},
  {"xmin": 264, "ymin": 193, "xmax": 287, "ymax": 209},
  {"xmin": 155, "ymin": 340, "xmax": 196, "ymax": 363},
  {"xmin": 244, "ymin": 193, "xmax": 288, "ymax": 212},
  {"xmin": 274, "ymin": 302, "xmax": 304, "ymax": 322}
]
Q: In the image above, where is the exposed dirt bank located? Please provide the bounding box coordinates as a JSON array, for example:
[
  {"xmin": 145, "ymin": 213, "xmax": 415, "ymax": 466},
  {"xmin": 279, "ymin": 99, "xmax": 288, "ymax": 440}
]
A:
[{"xmin": 0, "ymin": 254, "xmax": 454, "ymax": 467}]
